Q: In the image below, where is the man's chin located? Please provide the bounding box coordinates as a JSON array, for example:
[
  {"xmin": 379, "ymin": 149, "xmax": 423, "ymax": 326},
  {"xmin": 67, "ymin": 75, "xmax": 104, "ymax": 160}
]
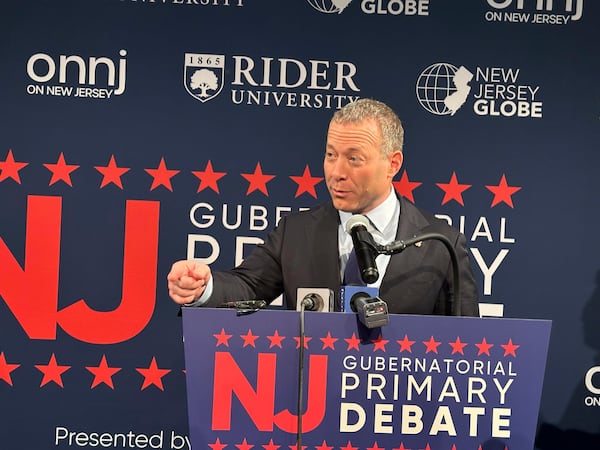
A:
[{"xmin": 332, "ymin": 200, "xmax": 359, "ymax": 214}]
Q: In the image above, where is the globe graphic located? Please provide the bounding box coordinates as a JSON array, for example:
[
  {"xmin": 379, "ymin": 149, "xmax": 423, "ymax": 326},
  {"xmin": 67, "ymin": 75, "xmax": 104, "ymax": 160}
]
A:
[
  {"xmin": 416, "ymin": 63, "xmax": 460, "ymax": 115},
  {"xmin": 307, "ymin": 0, "xmax": 341, "ymax": 13}
]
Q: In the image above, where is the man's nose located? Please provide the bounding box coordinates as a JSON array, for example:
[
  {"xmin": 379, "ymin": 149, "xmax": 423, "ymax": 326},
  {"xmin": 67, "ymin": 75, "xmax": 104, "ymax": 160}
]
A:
[{"xmin": 329, "ymin": 159, "xmax": 348, "ymax": 179}]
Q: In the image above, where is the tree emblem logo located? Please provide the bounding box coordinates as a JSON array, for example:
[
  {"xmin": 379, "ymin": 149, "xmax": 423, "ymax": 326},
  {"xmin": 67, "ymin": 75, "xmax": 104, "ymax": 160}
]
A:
[{"xmin": 184, "ymin": 53, "xmax": 225, "ymax": 103}]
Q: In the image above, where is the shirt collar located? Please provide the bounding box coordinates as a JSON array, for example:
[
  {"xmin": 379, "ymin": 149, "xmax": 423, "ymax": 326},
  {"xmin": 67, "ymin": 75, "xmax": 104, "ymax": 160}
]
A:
[{"xmin": 338, "ymin": 188, "xmax": 397, "ymax": 236}]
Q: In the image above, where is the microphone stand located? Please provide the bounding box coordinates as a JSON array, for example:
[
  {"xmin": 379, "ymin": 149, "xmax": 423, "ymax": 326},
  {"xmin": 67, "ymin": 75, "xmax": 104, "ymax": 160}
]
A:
[
  {"xmin": 364, "ymin": 233, "xmax": 462, "ymax": 316},
  {"xmin": 296, "ymin": 297, "xmax": 310, "ymax": 450}
]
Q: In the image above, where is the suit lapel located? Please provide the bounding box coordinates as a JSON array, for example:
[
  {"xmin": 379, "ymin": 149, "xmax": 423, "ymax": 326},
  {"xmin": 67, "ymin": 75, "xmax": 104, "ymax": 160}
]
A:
[
  {"xmin": 311, "ymin": 202, "xmax": 342, "ymax": 286},
  {"xmin": 380, "ymin": 196, "xmax": 431, "ymax": 290}
]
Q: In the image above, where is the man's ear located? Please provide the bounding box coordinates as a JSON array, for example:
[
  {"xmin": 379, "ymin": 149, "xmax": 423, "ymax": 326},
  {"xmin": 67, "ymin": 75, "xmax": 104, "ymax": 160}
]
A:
[{"xmin": 388, "ymin": 150, "xmax": 403, "ymax": 177}]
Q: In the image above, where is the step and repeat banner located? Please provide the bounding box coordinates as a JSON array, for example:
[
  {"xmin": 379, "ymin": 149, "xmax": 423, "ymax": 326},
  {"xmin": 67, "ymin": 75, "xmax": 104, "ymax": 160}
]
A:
[{"xmin": 1, "ymin": 1, "xmax": 599, "ymax": 449}]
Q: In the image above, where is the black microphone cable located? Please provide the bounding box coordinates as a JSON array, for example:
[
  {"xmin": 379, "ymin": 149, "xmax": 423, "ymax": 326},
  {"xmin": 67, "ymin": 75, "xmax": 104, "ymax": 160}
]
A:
[
  {"xmin": 295, "ymin": 293, "xmax": 323, "ymax": 449},
  {"xmin": 296, "ymin": 297, "xmax": 308, "ymax": 450}
]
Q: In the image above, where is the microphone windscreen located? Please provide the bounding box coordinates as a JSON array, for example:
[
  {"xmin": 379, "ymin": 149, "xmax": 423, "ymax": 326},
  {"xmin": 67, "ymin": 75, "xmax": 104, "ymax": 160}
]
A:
[{"xmin": 345, "ymin": 214, "xmax": 370, "ymax": 234}]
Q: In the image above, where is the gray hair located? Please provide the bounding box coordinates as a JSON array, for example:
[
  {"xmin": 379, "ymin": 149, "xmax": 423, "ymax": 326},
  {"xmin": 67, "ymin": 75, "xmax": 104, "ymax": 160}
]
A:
[{"xmin": 331, "ymin": 98, "xmax": 404, "ymax": 156}]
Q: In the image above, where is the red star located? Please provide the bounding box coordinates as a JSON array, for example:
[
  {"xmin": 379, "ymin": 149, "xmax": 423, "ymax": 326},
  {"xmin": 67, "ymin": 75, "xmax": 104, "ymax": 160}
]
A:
[
  {"xmin": 436, "ymin": 171, "xmax": 472, "ymax": 206},
  {"xmin": 423, "ymin": 445, "xmax": 431, "ymax": 450},
  {"xmin": 320, "ymin": 332, "xmax": 338, "ymax": 350},
  {"xmin": 0, "ymin": 149, "xmax": 28, "ymax": 184},
  {"xmin": 345, "ymin": 333, "xmax": 361, "ymax": 351},
  {"xmin": 43, "ymin": 152, "xmax": 80, "ymax": 187},
  {"xmin": 136, "ymin": 357, "xmax": 171, "ymax": 391},
  {"xmin": 367, "ymin": 442, "xmax": 384, "ymax": 450},
  {"xmin": 86, "ymin": 354, "xmax": 122, "ymax": 389},
  {"xmin": 262, "ymin": 439, "xmax": 280, "ymax": 450},
  {"xmin": 294, "ymin": 336, "xmax": 312, "ymax": 349},
  {"xmin": 449, "ymin": 337, "xmax": 468, "ymax": 355},
  {"xmin": 236, "ymin": 438, "xmax": 254, "ymax": 450},
  {"xmin": 214, "ymin": 328, "xmax": 233, "ymax": 347},
  {"xmin": 423, "ymin": 336, "xmax": 441, "ymax": 354},
  {"xmin": 501, "ymin": 338, "xmax": 520, "ymax": 357},
  {"xmin": 392, "ymin": 444, "xmax": 411, "ymax": 450},
  {"xmin": 0, "ymin": 352, "xmax": 20, "ymax": 386},
  {"xmin": 290, "ymin": 164, "xmax": 323, "ymax": 198},
  {"xmin": 397, "ymin": 335, "xmax": 415, "ymax": 353},
  {"xmin": 371, "ymin": 334, "xmax": 389, "ymax": 352},
  {"xmin": 486, "ymin": 174, "xmax": 522, "ymax": 208},
  {"xmin": 35, "ymin": 353, "xmax": 71, "ymax": 388},
  {"xmin": 267, "ymin": 330, "xmax": 286, "ymax": 348},
  {"xmin": 209, "ymin": 438, "xmax": 227, "ymax": 450},
  {"xmin": 392, "ymin": 171, "xmax": 422, "ymax": 203},
  {"xmin": 145, "ymin": 157, "xmax": 180, "ymax": 191},
  {"xmin": 475, "ymin": 338, "xmax": 494, "ymax": 356},
  {"xmin": 95, "ymin": 155, "xmax": 130, "ymax": 189},
  {"xmin": 340, "ymin": 442, "xmax": 358, "ymax": 450},
  {"xmin": 241, "ymin": 162, "xmax": 276, "ymax": 196},
  {"xmin": 316, "ymin": 441, "xmax": 333, "ymax": 450},
  {"xmin": 241, "ymin": 329, "xmax": 260, "ymax": 347},
  {"xmin": 192, "ymin": 160, "xmax": 227, "ymax": 193},
  {"xmin": 288, "ymin": 444, "xmax": 307, "ymax": 450}
]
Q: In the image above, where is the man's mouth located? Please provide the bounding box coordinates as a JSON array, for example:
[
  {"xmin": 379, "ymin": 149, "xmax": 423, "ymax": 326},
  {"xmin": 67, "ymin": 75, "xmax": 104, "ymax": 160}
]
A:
[{"xmin": 331, "ymin": 187, "xmax": 351, "ymax": 196}]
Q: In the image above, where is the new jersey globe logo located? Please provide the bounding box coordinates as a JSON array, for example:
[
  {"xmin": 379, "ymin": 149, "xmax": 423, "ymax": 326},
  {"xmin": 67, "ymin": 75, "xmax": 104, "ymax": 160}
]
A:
[
  {"xmin": 306, "ymin": 0, "xmax": 352, "ymax": 14},
  {"xmin": 416, "ymin": 63, "xmax": 473, "ymax": 116}
]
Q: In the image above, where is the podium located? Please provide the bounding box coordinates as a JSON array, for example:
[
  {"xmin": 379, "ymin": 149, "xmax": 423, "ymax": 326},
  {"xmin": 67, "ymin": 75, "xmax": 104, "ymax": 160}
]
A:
[{"xmin": 182, "ymin": 308, "xmax": 551, "ymax": 450}]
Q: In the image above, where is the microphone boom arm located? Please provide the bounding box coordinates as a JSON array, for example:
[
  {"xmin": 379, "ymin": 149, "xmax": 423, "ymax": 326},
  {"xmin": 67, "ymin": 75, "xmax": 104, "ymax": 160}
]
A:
[{"xmin": 374, "ymin": 233, "xmax": 462, "ymax": 316}]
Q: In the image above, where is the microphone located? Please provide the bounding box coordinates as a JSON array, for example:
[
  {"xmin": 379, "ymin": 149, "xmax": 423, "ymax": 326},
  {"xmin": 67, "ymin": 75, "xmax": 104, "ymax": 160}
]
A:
[
  {"xmin": 341, "ymin": 285, "xmax": 378, "ymax": 313},
  {"xmin": 345, "ymin": 215, "xmax": 379, "ymax": 285},
  {"xmin": 301, "ymin": 293, "xmax": 323, "ymax": 311},
  {"xmin": 296, "ymin": 288, "xmax": 333, "ymax": 312},
  {"xmin": 350, "ymin": 291, "xmax": 389, "ymax": 328}
]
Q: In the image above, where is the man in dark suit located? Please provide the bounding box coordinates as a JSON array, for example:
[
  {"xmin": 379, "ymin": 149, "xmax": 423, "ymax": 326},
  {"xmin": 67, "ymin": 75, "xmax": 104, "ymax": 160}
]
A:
[{"xmin": 167, "ymin": 98, "xmax": 479, "ymax": 316}]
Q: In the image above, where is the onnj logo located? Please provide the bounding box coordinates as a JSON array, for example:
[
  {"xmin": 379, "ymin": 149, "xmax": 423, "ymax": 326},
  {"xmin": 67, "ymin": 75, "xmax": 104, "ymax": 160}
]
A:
[
  {"xmin": 25, "ymin": 49, "xmax": 127, "ymax": 99},
  {"xmin": 584, "ymin": 366, "xmax": 600, "ymax": 407},
  {"xmin": 184, "ymin": 53, "xmax": 225, "ymax": 103},
  {"xmin": 485, "ymin": 0, "xmax": 583, "ymax": 23}
]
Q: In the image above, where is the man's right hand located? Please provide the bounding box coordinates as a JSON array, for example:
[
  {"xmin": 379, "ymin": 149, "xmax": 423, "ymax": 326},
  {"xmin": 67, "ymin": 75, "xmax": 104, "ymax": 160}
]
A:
[{"xmin": 167, "ymin": 260, "xmax": 212, "ymax": 305}]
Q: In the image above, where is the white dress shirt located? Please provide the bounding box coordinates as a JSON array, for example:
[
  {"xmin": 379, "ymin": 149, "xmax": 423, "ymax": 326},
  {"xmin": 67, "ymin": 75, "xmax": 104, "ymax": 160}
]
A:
[{"xmin": 338, "ymin": 188, "xmax": 400, "ymax": 288}]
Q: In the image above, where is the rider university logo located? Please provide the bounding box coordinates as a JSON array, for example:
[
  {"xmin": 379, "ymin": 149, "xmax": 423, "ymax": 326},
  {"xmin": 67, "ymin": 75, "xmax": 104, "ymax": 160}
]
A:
[{"xmin": 184, "ymin": 53, "xmax": 225, "ymax": 102}]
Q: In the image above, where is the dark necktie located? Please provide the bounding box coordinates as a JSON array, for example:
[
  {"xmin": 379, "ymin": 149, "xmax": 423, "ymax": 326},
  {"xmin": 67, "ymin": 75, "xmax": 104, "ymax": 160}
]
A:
[{"xmin": 343, "ymin": 248, "xmax": 366, "ymax": 286}]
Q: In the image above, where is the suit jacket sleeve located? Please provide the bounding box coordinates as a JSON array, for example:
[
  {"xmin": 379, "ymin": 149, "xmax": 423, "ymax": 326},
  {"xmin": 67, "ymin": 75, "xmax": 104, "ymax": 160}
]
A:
[{"xmin": 203, "ymin": 203, "xmax": 341, "ymax": 309}]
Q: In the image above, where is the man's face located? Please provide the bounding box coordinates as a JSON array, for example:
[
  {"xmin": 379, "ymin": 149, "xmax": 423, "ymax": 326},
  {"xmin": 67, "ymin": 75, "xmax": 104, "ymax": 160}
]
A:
[{"xmin": 324, "ymin": 119, "xmax": 402, "ymax": 214}]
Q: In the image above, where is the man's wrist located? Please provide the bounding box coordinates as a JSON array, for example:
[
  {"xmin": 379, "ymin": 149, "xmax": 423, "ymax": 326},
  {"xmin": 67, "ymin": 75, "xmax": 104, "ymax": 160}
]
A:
[{"xmin": 182, "ymin": 277, "xmax": 213, "ymax": 307}]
